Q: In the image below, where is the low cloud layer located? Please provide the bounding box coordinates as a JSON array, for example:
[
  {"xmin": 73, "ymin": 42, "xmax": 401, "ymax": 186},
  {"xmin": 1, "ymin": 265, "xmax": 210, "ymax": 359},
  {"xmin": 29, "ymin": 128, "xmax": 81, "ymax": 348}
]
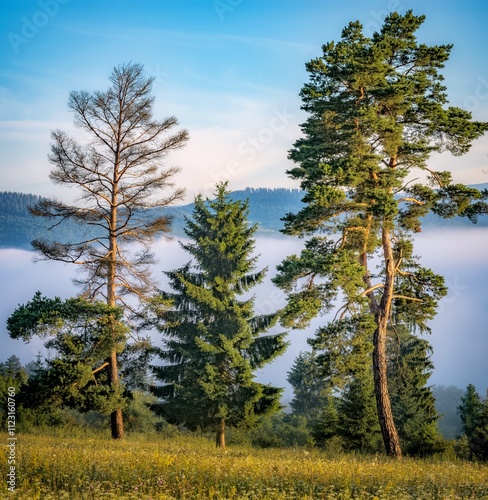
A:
[{"xmin": 1, "ymin": 229, "xmax": 487, "ymax": 399}]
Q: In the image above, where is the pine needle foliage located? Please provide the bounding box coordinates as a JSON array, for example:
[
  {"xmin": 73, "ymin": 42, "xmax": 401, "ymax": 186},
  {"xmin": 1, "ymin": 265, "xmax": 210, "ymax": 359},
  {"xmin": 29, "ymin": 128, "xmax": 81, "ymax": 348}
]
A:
[{"xmin": 273, "ymin": 11, "xmax": 488, "ymax": 457}]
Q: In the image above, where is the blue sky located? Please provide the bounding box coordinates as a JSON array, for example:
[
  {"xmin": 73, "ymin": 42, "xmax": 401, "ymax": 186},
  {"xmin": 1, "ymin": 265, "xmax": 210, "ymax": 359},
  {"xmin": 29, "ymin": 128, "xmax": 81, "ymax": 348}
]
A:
[{"xmin": 1, "ymin": 0, "xmax": 488, "ymax": 201}]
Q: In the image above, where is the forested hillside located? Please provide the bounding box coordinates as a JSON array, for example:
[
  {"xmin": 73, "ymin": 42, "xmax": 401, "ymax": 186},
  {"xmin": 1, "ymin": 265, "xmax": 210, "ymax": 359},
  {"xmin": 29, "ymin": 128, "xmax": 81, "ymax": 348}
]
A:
[
  {"xmin": 0, "ymin": 188, "xmax": 305, "ymax": 249},
  {"xmin": 1, "ymin": 185, "xmax": 487, "ymax": 249},
  {"xmin": 0, "ymin": 191, "xmax": 94, "ymax": 249}
]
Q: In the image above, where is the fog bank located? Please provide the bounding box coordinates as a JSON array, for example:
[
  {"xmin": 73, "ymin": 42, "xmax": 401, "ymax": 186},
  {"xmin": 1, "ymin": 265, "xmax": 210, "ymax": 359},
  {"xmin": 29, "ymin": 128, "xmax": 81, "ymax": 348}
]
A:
[{"xmin": 1, "ymin": 228, "xmax": 486, "ymax": 399}]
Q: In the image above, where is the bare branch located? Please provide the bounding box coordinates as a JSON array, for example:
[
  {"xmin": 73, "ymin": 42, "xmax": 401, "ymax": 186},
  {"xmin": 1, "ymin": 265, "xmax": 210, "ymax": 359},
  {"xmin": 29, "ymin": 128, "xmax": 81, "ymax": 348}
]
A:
[
  {"xmin": 392, "ymin": 294, "xmax": 423, "ymax": 302},
  {"xmin": 360, "ymin": 283, "xmax": 384, "ymax": 296},
  {"xmin": 397, "ymin": 197, "xmax": 425, "ymax": 206}
]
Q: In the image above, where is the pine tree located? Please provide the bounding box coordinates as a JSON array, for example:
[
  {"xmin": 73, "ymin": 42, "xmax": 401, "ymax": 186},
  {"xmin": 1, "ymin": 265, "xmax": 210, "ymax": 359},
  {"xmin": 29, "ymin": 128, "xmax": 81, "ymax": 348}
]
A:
[
  {"xmin": 150, "ymin": 182, "xmax": 287, "ymax": 448},
  {"xmin": 273, "ymin": 11, "xmax": 488, "ymax": 457},
  {"xmin": 7, "ymin": 293, "xmax": 128, "ymax": 416}
]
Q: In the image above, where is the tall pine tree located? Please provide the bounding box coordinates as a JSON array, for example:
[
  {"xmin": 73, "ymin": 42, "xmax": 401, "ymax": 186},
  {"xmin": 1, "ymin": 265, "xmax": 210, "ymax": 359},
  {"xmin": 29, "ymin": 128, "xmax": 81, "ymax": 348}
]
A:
[
  {"xmin": 273, "ymin": 11, "xmax": 488, "ymax": 456},
  {"xmin": 150, "ymin": 183, "xmax": 287, "ymax": 447}
]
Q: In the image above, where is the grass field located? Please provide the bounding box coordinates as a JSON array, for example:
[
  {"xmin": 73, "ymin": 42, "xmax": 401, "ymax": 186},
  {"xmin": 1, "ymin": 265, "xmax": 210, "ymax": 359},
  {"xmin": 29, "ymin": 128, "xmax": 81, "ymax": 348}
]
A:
[{"xmin": 2, "ymin": 430, "xmax": 488, "ymax": 499}]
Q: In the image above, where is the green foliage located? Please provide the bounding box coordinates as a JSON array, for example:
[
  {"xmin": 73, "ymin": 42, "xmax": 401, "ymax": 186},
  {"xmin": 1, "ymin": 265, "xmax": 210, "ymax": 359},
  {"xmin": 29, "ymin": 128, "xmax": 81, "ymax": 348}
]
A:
[
  {"xmin": 337, "ymin": 367, "xmax": 383, "ymax": 454},
  {"xmin": 387, "ymin": 327, "xmax": 444, "ymax": 456},
  {"xmin": 6, "ymin": 293, "xmax": 129, "ymax": 415},
  {"xmin": 123, "ymin": 390, "xmax": 163, "ymax": 433},
  {"xmin": 310, "ymin": 314, "xmax": 376, "ymax": 387},
  {"xmin": 0, "ymin": 356, "xmax": 28, "ymax": 431},
  {"xmin": 312, "ymin": 396, "xmax": 340, "ymax": 446},
  {"xmin": 236, "ymin": 413, "xmax": 313, "ymax": 448},
  {"xmin": 286, "ymin": 350, "xmax": 330, "ymax": 421},
  {"xmin": 458, "ymin": 384, "xmax": 483, "ymax": 440},
  {"xmin": 150, "ymin": 182, "xmax": 287, "ymax": 436},
  {"xmin": 470, "ymin": 390, "xmax": 488, "ymax": 461},
  {"xmin": 274, "ymin": 10, "xmax": 488, "ymax": 456},
  {"xmin": 458, "ymin": 384, "xmax": 488, "ymax": 460}
]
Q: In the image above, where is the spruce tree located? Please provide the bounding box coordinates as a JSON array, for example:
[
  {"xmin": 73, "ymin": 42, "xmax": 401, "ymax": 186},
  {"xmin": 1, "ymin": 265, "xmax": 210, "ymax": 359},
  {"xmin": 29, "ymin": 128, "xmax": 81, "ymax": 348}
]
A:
[
  {"xmin": 150, "ymin": 183, "xmax": 287, "ymax": 448},
  {"xmin": 337, "ymin": 366, "xmax": 382, "ymax": 453},
  {"xmin": 458, "ymin": 383, "xmax": 486, "ymax": 459},
  {"xmin": 286, "ymin": 350, "xmax": 329, "ymax": 421},
  {"xmin": 470, "ymin": 390, "xmax": 488, "ymax": 461},
  {"xmin": 458, "ymin": 384, "xmax": 483, "ymax": 441},
  {"xmin": 312, "ymin": 395, "xmax": 339, "ymax": 446},
  {"xmin": 387, "ymin": 326, "xmax": 443, "ymax": 455},
  {"xmin": 273, "ymin": 11, "xmax": 488, "ymax": 457}
]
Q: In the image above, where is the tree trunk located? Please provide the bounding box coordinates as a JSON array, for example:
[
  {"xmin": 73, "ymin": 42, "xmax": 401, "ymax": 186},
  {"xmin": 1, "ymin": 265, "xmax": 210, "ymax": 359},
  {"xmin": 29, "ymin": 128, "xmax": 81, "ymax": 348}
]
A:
[
  {"xmin": 107, "ymin": 175, "xmax": 124, "ymax": 439},
  {"xmin": 373, "ymin": 226, "xmax": 402, "ymax": 457},
  {"xmin": 372, "ymin": 324, "xmax": 401, "ymax": 457},
  {"xmin": 215, "ymin": 418, "xmax": 226, "ymax": 448},
  {"xmin": 109, "ymin": 348, "xmax": 124, "ymax": 439}
]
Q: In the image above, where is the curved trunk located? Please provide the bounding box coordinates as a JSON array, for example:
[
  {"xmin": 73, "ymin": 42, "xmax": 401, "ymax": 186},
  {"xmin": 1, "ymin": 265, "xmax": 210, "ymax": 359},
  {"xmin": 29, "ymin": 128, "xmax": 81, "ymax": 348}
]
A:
[{"xmin": 373, "ymin": 225, "xmax": 402, "ymax": 457}]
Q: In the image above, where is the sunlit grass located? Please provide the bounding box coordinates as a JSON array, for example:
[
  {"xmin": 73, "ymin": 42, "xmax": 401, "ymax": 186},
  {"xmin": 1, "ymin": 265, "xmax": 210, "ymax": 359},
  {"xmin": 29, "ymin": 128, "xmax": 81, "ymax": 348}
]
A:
[{"xmin": 1, "ymin": 430, "xmax": 487, "ymax": 499}]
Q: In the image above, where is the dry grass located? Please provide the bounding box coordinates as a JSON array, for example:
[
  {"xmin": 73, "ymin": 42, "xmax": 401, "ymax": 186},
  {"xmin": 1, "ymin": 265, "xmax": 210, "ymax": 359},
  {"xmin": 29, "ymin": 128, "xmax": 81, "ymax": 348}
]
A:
[{"xmin": 1, "ymin": 430, "xmax": 488, "ymax": 499}]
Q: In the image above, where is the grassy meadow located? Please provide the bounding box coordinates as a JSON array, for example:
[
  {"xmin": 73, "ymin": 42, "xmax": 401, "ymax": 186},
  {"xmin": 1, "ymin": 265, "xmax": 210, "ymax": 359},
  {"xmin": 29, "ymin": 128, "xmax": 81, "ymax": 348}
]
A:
[{"xmin": 2, "ymin": 430, "xmax": 488, "ymax": 499}]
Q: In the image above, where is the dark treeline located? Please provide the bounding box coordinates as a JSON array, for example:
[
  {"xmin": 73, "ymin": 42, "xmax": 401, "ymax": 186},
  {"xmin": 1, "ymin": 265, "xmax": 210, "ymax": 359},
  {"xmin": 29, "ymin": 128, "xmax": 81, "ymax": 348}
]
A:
[
  {"xmin": 0, "ymin": 188, "xmax": 305, "ymax": 249},
  {"xmin": 0, "ymin": 192, "xmax": 44, "ymax": 215},
  {"xmin": 0, "ymin": 191, "xmax": 100, "ymax": 249}
]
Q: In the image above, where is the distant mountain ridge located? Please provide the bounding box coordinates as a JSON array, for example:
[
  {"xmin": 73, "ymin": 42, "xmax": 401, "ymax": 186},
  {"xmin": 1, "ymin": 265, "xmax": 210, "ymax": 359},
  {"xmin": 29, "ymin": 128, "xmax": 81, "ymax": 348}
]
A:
[{"xmin": 1, "ymin": 184, "xmax": 487, "ymax": 250}]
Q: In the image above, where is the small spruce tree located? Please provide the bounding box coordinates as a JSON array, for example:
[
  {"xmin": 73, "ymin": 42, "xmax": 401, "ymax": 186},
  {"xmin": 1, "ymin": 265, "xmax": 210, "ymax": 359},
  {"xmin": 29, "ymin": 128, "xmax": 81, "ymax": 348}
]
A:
[
  {"xmin": 458, "ymin": 384, "xmax": 487, "ymax": 460},
  {"xmin": 470, "ymin": 390, "xmax": 488, "ymax": 461},
  {"xmin": 150, "ymin": 182, "xmax": 287, "ymax": 448},
  {"xmin": 387, "ymin": 326, "xmax": 443, "ymax": 455},
  {"xmin": 286, "ymin": 350, "xmax": 329, "ymax": 421},
  {"xmin": 337, "ymin": 366, "xmax": 382, "ymax": 453}
]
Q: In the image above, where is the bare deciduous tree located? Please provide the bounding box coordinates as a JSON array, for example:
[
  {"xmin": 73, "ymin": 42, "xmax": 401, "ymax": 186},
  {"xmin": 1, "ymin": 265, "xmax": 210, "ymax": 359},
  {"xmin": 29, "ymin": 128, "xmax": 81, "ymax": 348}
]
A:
[{"xmin": 31, "ymin": 62, "xmax": 189, "ymax": 438}]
